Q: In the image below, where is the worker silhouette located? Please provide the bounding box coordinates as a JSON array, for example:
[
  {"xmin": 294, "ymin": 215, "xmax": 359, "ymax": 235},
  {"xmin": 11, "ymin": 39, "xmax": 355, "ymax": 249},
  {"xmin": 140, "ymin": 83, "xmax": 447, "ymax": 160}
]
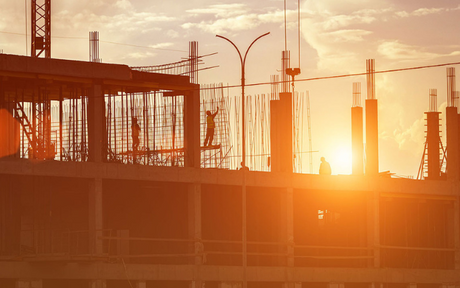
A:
[
  {"xmin": 131, "ymin": 117, "xmax": 141, "ymax": 153},
  {"xmin": 319, "ymin": 157, "xmax": 331, "ymax": 175},
  {"xmin": 239, "ymin": 161, "xmax": 249, "ymax": 171},
  {"xmin": 204, "ymin": 107, "xmax": 219, "ymax": 146}
]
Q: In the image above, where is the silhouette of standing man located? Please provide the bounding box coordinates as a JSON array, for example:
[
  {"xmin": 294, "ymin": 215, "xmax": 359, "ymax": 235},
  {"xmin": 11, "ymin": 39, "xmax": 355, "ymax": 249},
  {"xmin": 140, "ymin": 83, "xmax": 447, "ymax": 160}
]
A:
[
  {"xmin": 204, "ymin": 107, "xmax": 219, "ymax": 146},
  {"xmin": 319, "ymin": 157, "xmax": 331, "ymax": 175}
]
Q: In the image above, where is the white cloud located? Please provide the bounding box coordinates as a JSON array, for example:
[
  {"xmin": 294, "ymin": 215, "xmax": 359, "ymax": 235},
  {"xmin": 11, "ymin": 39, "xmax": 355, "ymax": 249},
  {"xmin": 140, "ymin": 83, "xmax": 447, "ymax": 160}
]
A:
[
  {"xmin": 149, "ymin": 42, "xmax": 174, "ymax": 49},
  {"xmin": 115, "ymin": 0, "xmax": 132, "ymax": 10},
  {"xmin": 378, "ymin": 41, "xmax": 460, "ymax": 61},
  {"xmin": 186, "ymin": 4, "xmax": 249, "ymax": 18},
  {"xmin": 323, "ymin": 29, "xmax": 372, "ymax": 42},
  {"xmin": 182, "ymin": 10, "xmax": 291, "ymax": 34},
  {"xmin": 412, "ymin": 7, "xmax": 444, "ymax": 16}
]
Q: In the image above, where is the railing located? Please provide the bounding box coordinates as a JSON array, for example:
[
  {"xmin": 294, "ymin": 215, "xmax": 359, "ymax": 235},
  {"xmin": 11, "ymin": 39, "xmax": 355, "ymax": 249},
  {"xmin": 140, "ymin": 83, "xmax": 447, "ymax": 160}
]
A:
[{"xmin": 4, "ymin": 231, "xmax": 454, "ymax": 269}]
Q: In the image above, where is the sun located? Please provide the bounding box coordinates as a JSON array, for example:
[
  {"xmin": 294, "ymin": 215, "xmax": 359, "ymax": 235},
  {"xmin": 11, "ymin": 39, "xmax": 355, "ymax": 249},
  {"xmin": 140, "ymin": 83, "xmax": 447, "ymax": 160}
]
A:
[{"xmin": 332, "ymin": 146, "xmax": 352, "ymax": 175}]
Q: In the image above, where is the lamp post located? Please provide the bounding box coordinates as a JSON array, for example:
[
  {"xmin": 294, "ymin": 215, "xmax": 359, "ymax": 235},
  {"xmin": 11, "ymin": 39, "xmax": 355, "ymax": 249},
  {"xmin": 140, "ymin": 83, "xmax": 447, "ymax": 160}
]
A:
[
  {"xmin": 216, "ymin": 32, "xmax": 270, "ymax": 169},
  {"xmin": 216, "ymin": 32, "xmax": 269, "ymax": 288}
]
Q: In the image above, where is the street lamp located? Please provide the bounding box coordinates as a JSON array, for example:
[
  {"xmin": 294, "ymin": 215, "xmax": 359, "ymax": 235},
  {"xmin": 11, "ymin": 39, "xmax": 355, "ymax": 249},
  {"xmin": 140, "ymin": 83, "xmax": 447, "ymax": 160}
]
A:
[{"xmin": 216, "ymin": 32, "xmax": 270, "ymax": 169}]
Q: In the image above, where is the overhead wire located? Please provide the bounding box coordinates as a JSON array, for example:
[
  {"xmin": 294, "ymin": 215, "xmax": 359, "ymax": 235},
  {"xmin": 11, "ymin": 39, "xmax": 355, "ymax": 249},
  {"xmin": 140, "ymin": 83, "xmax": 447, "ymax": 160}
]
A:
[
  {"xmin": 199, "ymin": 61, "xmax": 460, "ymax": 91},
  {"xmin": 0, "ymin": 30, "xmax": 187, "ymax": 52}
]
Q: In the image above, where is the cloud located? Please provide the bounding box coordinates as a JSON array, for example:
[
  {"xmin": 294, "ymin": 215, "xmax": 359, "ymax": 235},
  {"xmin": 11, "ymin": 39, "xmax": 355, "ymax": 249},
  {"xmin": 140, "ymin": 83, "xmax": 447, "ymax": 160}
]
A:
[
  {"xmin": 124, "ymin": 51, "xmax": 157, "ymax": 59},
  {"xmin": 149, "ymin": 42, "xmax": 174, "ymax": 49},
  {"xmin": 53, "ymin": 9, "xmax": 176, "ymax": 34},
  {"xmin": 182, "ymin": 10, "xmax": 291, "ymax": 34},
  {"xmin": 395, "ymin": 6, "xmax": 459, "ymax": 18},
  {"xmin": 323, "ymin": 29, "xmax": 373, "ymax": 42},
  {"xmin": 186, "ymin": 4, "xmax": 249, "ymax": 18},
  {"xmin": 115, "ymin": 0, "xmax": 132, "ymax": 10},
  {"xmin": 378, "ymin": 41, "xmax": 460, "ymax": 61}
]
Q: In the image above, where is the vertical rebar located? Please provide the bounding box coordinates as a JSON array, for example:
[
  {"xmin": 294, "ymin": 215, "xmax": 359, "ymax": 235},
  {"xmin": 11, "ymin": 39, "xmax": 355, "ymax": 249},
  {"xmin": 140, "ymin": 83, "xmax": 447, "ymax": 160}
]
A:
[{"xmin": 447, "ymin": 67, "xmax": 456, "ymax": 107}]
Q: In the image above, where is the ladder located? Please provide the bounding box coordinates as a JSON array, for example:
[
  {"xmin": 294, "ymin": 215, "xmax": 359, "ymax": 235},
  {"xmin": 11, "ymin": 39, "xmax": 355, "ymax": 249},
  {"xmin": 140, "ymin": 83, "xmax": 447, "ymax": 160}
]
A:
[{"xmin": 14, "ymin": 102, "xmax": 38, "ymax": 156}]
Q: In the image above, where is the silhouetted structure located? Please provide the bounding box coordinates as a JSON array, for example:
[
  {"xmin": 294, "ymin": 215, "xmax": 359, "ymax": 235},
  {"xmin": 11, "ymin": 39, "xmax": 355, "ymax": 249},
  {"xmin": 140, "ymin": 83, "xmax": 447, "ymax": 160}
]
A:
[
  {"xmin": 1, "ymin": 54, "xmax": 460, "ymax": 288},
  {"xmin": 351, "ymin": 82, "xmax": 363, "ymax": 175},
  {"xmin": 365, "ymin": 59, "xmax": 379, "ymax": 175}
]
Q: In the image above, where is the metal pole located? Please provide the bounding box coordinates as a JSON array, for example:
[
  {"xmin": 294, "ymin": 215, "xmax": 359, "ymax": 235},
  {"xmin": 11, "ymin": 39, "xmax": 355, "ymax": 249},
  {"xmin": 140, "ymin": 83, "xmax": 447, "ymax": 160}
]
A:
[
  {"xmin": 216, "ymin": 32, "xmax": 269, "ymax": 288},
  {"xmin": 216, "ymin": 32, "xmax": 270, "ymax": 168}
]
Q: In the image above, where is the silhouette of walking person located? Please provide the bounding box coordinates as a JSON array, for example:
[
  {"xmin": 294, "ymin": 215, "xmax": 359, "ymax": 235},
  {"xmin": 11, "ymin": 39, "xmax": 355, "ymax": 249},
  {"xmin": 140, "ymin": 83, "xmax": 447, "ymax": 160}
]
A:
[{"xmin": 204, "ymin": 107, "xmax": 219, "ymax": 146}]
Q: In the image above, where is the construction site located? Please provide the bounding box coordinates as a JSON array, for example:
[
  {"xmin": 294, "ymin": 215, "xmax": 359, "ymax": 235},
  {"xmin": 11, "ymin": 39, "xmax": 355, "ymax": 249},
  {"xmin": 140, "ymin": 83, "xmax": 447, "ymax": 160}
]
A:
[{"xmin": 1, "ymin": 1, "xmax": 460, "ymax": 288}]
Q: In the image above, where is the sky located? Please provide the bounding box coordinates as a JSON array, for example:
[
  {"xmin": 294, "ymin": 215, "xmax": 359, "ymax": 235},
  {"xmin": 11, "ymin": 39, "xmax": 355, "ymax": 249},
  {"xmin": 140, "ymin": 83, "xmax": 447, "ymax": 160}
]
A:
[{"xmin": 1, "ymin": 0, "xmax": 460, "ymax": 177}]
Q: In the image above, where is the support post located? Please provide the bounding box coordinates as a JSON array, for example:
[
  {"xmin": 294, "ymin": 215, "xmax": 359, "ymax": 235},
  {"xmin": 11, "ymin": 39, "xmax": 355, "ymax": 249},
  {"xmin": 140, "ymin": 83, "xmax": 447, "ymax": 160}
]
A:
[
  {"xmin": 89, "ymin": 280, "xmax": 106, "ymax": 288},
  {"xmin": 369, "ymin": 283, "xmax": 383, "ymax": 288},
  {"xmin": 454, "ymin": 194, "xmax": 460, "ymax": 269},
  {"xmin": 87, "ymin": 83, "xmax": 105, "ymax": 163},
  {"xmin": 184, "ymin": 85, "xmax": 201, "ymax": 168},
  {"xmin": 188, "ymin": 183, "xmax": 202, "ymax": 265},
  {"xmin": 351, "ymin": 106, "xmax": 363, "ymax": 175},
  {"xmin": 446, "ymin": 106, "xmax": 458, "ymax": 179},
  {"xmin": 328, "ymin": 283, "xmax": 344, "ymax": 288},
  {"xmin": 16, "ymin": 279, "xmax": 42, "ymax": 288},
  {"xmin": 280, "ymin": 188, "xmax": 294, "ymax": 267},
  {"xmin": 219, "ymin": 282, "xmax": 242, "ymax": 288},
  {"xmin": 367, "ymin": 190, "xmax": 380, "ymax": 267},
  {"xmin": 89, "ymin": 178, "xmax": 103, "ymax": 255},
  {"xmin": 189, "ymin": 186, "xmax": 204, "ymax": 288}
]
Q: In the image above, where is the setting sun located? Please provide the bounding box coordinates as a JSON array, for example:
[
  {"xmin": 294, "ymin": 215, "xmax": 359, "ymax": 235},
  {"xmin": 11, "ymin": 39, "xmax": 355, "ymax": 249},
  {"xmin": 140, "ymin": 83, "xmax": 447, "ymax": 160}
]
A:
[{"xmin": 332, "ymin": 146, "xmax": 352, "ymax": 175}]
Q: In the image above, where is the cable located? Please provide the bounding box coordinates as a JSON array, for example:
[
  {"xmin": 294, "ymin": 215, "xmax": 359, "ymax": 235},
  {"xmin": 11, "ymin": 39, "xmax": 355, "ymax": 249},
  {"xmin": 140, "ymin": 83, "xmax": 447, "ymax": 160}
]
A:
[
  {"xmin": 0, "ymin": 30, "xmax": 187, "ymax": 52},
  {"xmin": 200, "ymin": 60, "xmax": 460, "ymax": 90}
]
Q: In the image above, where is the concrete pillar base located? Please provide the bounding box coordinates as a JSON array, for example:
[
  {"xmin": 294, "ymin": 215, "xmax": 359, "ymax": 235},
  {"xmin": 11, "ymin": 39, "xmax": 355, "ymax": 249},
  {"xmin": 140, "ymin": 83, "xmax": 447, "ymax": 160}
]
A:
[
  {"xmin": 328, "ymin": 283, "xmax": 344, "ymax": 288},
  {"xmin": 441, "ymin": 284, "xmax": 459, "ymax": 288},
  {"xmin": 89, "ymin": 279, "xmax": 107, "ymax": 288},
  {"xmin": 219, "ymin": 282, "xmax": 242, "ymax": 288},
  {"xmin": 369, "ymin": 283, "xmax": 383, "ymax": 288},
  {"xmin": 283, "ymin": 282, "xmax": 302, "ymax": 288},
  {"xmin": 16, "ymin": 280, "xmax": 42, "ymax": 288}
]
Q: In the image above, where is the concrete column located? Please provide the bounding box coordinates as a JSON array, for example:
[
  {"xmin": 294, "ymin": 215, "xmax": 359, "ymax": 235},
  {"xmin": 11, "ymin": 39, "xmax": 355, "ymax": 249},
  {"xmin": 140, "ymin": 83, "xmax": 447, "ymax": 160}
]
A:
[
  {"xmin": 426, "ymin": 112, "xmax": 441, "ymax": 180},
  {"xmin": 454, "ymin": 194, "xmax": 460, "ymax": 269},
  {"xmin": 136, "ymin": 281, "xmax": 147, "ymax": 288},
  {"xmin": 270, "ymin": 100, "xmax": 280, "ymax": 172},
  {"xmin": 89, "ymin": 178, "xmax": 103, "ymax": 255},
  {"xmin": 270, "ymin": 92, "xmax": 293, "ymax": 173},
  {"xmin": 184, "ymin": 85, "xmax": 201, "ymax": 168},
  {"xmin": 365, "ymin": 98, "xmax": 379, "ymax": 175},
  {"xmin": 328, "ymin": 283, "xmax": 344, "ymax": 288},
  {"xmin": 441, "ymin": 284, "xmax": 459, "ymax": 288},
  {"xmin": 280, "ymin": 188, "xmax": 294, "ymax": 267},
  {"xmin": 283, "ymin": 283, "xmax": 301, "ymax": 288},
  {"xmin": 367, "ymin": 190, "xmax": 380, "ymax": 267},
  {"xmin": 117, "ymin": 229, "xmax": 130, "ymax": 262},
  {"xmin": 351, "ymin": 105, "xmax": 363, "ymax": 175},
  {"xmin": 188, "ymin": 183, "xmax": 202, "ymax": 265},
  {"xmin": 16, "ymin": 279, "xmax": 42, "ymax": 288},
  {"xmin": 191, "ymin": 281, "xmax": 204, "ymax": 288},
  {"xmin": 446, "ymin": 106, "xmax": 458, "ymax": 179},
  {"xmin": 280, "ymin": 92, "xmax": 293, "ymax": 173},
  {"xmin": 219, "ymin": 282, "xmax": 242, "ymax": 288},
  {"xmin": 87, "ymin": 83, "xmax": 106, "ymax": 163},
  {"xmin": 369, "ymin": 283, "xmax": 383, "ymax": 288},
  {"xmin": 89, "ymin": 280, "xmax": 106, "ymax": 288}
]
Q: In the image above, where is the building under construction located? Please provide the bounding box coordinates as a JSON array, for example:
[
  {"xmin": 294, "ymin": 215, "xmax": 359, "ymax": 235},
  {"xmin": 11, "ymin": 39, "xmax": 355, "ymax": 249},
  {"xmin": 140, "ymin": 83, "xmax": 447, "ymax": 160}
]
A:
[
  {"xmin": 1, "ymin": 51, "xmax": 460, "ymax": 288},
  {"xmin": 2, "ymin": 4, "xmax": 460, "ymax": 287}
]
